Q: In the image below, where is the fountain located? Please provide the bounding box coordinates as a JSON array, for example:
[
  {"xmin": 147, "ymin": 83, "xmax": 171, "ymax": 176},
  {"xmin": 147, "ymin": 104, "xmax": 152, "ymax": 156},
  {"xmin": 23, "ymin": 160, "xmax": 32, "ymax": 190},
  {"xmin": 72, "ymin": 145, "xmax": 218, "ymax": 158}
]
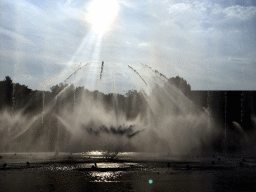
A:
[{"xmin": 0, "ymin": 62, "xmax": 230, "ymax": 158}]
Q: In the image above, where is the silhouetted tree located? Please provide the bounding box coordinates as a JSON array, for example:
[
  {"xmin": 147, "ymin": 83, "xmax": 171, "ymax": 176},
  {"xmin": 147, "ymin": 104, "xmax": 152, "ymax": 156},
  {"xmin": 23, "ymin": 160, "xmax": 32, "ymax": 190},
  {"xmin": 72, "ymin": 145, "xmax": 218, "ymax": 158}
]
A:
[
  {"xmin": 168, "ymin": 76, "xmax": 191, "ymax": 97},
  {"xmin": 50, "ymin": 83, "xmax": 68, "ymax": 97},
  {"xmin": 13, "ymin": 83, "xmax": 32, "ymax": 110},
  {"xmin": 3, "ymin": 76, "xmax": 13, "ymax": 107}
]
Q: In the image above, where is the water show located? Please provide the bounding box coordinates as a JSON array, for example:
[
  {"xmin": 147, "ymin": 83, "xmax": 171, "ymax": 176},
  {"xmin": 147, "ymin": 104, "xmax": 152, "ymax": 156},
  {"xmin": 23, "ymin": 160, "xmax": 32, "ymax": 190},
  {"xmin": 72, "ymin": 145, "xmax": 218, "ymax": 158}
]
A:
[{"xmin": 1, "ymin": 0, "xmax": 256, "ymax": 191}]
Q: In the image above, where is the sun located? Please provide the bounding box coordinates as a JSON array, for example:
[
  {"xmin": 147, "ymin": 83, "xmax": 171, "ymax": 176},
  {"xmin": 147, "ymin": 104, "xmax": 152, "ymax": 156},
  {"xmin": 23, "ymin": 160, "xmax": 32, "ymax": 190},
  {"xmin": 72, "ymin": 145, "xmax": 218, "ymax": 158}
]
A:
[{"xmin": 88, "ymin": 0, "xmax": 118, "ymax": 35}]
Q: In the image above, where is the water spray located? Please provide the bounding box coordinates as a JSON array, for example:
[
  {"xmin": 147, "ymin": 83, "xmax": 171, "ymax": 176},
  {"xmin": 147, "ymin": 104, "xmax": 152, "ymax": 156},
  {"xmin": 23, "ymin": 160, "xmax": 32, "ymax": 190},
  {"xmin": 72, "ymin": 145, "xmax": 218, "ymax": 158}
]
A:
[
  {"xmin": 100, "ymin": 61, "xmax": 104, "ymax": 80},
  {"xmin": 141, "ymin": 63, "xmax": 169, "ymax": 81},
  {"xmin": 127, "ymin": 66, "xmax": 172, "ymax": 154},
  {"xmin": 64, "ymin": 62, "xmax": 91, "ymax": 83},
  {"xmin": 141, "ymin": 63, "xmax": 196, "ymax": 114},
  {"xmin": 128, "ymin": 65, "xmax": 147, "ymax": 86}
]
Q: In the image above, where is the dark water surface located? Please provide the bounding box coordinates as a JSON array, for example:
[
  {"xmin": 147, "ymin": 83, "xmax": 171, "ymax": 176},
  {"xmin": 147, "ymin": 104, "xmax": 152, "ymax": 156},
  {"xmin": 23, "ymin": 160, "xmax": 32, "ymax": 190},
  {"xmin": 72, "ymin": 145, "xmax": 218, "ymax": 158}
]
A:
[{"xmin": 1, "ymin": 152, "xmax": 256, "ymax": 192}]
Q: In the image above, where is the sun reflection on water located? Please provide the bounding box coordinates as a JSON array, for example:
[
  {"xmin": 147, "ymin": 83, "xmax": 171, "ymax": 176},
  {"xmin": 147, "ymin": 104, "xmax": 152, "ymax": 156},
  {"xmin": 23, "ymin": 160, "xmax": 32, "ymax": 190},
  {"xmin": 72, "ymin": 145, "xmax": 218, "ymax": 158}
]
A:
[
  {"xmin": 78, "ymin": 162, "xmax": 141, "ymax": 169},
  {"xmin": 90, "ymin": 171, "xmax": 123, "ymax": 182}
]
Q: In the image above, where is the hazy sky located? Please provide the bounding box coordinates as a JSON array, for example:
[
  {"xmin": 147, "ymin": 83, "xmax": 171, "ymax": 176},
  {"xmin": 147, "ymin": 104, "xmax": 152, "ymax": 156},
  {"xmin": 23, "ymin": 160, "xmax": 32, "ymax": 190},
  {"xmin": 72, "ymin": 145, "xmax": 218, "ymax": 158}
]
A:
[{"xmin": 1, "ymin": 0, "xmax": 256, "ymax": 92}]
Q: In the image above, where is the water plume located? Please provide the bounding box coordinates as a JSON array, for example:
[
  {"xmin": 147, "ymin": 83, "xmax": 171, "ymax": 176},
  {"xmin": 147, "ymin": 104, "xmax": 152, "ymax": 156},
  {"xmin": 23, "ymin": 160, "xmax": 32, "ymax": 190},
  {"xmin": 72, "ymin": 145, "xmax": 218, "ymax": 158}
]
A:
[
  {"xmin": 64, "ymin": 62, "xmax": 91, "ymax": 83},
  {"xmin": 0, "ymin": 62, "xmax": 227, "ymax": 157},
  {"xmin": 141, "ymin": 62, "xmax": 169, "ymax": 81},
  {"xmin": 100, "ymin": 61, "xmax": 104, "ymax": 80},
  {"xmin": 128, "ymin": 65, "xmax": 147, "ymax": 86}
]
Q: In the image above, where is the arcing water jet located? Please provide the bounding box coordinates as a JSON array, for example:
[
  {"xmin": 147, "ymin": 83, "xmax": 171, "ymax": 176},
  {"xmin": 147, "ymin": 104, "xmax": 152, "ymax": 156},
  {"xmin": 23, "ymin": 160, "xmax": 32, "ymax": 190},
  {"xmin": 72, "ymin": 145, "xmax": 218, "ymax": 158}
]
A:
[{"xmin": 0, "ymin": 62, "xmax": 221, "ymax": 156}]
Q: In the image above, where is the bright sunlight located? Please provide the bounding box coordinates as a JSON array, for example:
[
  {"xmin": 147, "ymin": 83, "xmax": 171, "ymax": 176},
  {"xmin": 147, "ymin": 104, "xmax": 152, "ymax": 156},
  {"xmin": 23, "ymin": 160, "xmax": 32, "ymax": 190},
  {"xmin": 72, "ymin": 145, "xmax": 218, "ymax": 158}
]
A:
[{"xmin": 88, "ymin": 0, "xmax": 118, "ymax": 34}]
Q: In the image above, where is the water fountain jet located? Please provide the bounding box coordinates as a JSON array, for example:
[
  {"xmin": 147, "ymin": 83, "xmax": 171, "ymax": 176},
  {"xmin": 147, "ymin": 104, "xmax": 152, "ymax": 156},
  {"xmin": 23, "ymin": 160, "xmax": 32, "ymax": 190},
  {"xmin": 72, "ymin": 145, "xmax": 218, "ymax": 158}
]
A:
[{"xmin": 0, "ymin": 62, "xmax": 221, "ymax": 158}]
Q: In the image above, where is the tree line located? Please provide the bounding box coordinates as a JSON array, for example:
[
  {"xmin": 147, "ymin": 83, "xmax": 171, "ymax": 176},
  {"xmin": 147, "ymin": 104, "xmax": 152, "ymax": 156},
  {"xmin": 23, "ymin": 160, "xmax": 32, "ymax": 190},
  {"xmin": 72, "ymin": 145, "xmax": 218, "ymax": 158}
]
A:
[
  {"xmin": 0, "ymin": 75, "xmax": 192, "ymax": 117},
  {"xmin": 0, "ymin": 75, "xmax": 256, "ymax": 152}
]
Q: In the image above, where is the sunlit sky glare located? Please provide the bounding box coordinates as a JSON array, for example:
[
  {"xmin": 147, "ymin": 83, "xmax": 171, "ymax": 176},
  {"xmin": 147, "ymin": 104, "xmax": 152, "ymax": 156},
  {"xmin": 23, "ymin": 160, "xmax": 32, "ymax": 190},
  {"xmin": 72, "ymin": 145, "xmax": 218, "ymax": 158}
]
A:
[{"xmin": 0, "ymin": 0, "xmax": 256, "ymax": 92}]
